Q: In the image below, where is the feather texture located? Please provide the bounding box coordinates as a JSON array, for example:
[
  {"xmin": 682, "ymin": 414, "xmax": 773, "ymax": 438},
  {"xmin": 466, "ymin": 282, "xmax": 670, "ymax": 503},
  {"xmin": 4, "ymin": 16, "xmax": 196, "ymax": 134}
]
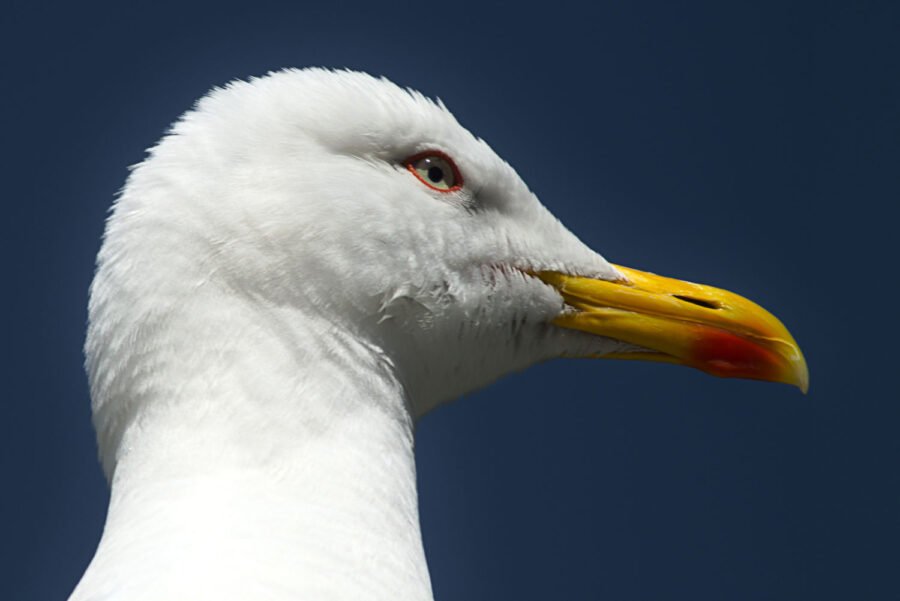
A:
[{"xmin": 72, "ymin": 68, "xmax": 624, "ymax": 601}]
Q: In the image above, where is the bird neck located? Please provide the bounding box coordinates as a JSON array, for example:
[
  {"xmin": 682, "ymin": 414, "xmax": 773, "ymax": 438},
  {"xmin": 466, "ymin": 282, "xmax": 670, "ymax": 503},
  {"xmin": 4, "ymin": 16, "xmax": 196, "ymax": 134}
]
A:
[{"xmin": 72, "ymin": 305, "xmax": 434, "ymax": 601}]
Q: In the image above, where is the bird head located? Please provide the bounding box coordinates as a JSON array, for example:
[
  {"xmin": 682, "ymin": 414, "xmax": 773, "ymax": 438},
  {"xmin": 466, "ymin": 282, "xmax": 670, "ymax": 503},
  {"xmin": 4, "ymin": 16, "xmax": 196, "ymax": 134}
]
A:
[{"xmin": 88, "ymin": 69, "xmax": 806, "ymax": 436}]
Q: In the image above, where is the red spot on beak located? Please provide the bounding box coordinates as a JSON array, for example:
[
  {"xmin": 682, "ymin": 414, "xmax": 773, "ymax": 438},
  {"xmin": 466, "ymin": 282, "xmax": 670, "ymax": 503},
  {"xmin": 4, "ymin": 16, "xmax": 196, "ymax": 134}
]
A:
[{"xmin": 692, "ymin": 329, "xmax": 782, "ymax": 382}]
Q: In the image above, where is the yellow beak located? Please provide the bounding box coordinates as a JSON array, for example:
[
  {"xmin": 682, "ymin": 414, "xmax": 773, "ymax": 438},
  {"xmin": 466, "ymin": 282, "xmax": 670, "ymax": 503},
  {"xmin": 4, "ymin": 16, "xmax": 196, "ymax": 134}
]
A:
[{"xmin": 537, "ymin": 265, "xmax": 808, "ymax": 393}]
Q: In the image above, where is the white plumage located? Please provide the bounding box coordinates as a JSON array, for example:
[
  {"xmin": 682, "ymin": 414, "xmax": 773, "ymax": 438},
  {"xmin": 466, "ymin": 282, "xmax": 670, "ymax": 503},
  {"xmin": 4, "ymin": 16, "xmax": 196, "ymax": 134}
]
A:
[
  {"xmin": 71, "ymin": 68, "xmax": 805, "ymax": 600},
  {"xmin": 73, "ymin": 69, "xmax": 622, "ymax": 601}
]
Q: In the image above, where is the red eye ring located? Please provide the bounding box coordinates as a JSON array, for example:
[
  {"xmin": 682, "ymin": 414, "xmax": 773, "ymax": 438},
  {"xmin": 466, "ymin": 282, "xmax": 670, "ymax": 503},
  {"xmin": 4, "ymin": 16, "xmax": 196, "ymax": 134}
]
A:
[{"xmin": 405, "ymin": 150, "xmax": 464, "ymax": 192}]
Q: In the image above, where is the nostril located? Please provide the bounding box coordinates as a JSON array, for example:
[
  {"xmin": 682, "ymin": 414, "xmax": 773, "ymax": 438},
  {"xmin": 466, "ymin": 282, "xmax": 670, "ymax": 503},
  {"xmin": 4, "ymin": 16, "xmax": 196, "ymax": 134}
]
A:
[{"xmin": 673, "ymin": 295, "xmax": 721, "ymax": 310}]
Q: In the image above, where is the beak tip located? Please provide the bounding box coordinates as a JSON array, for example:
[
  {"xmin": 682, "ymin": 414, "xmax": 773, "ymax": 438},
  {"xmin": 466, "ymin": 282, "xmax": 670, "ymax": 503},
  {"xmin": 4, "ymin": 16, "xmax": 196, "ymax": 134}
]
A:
[
  {"xmin": 794, "ymin": 359, "xmax": 810, "ymax": 395},
  {"xmin": 783, "ymin": 346, "xmax": 809, "ymax": 394}
]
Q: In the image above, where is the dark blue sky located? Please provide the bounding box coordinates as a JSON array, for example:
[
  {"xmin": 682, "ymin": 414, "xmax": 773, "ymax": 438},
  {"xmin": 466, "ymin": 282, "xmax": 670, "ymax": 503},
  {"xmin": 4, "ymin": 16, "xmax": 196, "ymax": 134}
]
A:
[{"xmin": 3, "ymin": 1, "xmax": 897, "ymax": 599}]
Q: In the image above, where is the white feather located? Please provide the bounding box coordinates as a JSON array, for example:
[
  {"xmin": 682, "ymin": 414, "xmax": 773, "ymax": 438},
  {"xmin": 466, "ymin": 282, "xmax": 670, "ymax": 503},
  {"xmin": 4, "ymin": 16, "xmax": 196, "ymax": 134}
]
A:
[{"xmin": 72, "ymin": 68, "xmax": 625, "ymax": 601}]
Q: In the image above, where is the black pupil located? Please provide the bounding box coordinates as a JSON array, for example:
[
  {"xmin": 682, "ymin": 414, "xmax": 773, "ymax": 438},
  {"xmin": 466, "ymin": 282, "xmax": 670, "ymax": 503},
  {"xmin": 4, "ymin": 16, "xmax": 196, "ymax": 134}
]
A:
[{"xmin": 427, "ymin": 165, "xmax": 444, "ymax": 183}]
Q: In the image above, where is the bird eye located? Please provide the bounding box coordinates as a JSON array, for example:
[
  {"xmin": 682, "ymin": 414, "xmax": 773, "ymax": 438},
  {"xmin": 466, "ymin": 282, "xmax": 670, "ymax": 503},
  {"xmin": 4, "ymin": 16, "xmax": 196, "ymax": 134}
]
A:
[{"xmin": 405, "ymin": 151, "xmax": 462, "ymax": 192}]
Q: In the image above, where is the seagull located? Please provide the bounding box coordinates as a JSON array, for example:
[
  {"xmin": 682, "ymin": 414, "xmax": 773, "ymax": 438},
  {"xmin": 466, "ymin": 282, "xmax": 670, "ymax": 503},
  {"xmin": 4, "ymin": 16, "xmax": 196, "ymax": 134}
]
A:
[{"xmin": 70, "ymin": 68, "xmax": 807, "ymax": 601}]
